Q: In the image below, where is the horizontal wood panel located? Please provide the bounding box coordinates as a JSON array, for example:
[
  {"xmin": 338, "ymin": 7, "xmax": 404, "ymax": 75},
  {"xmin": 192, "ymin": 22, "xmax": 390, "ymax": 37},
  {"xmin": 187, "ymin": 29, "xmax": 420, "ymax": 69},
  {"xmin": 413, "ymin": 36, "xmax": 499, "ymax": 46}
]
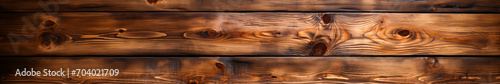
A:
[
  {"xmin": 1, "ymin": 57, "xmax": 499, "ymax": 83},
  {"xmin": 0, "ymin": 13, "xmax": 499, "ymax": 56},
  {"xmin": 1, "ymin": 0, "xmax": 499, "ymax": 12}
]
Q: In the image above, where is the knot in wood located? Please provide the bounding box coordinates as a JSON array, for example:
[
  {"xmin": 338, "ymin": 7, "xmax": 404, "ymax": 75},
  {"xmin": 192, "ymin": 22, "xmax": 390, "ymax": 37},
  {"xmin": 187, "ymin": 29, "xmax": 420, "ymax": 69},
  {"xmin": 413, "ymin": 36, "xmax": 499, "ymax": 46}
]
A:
[
  {"xmin": 37, "ymin": 32, "xmax": 68, "ymax": 50},
  {"xmin": 321, "ymin": 14, "xmax": 332, "ymax": 24},
  {"xmin": 202, "ymin": 28, "xmax": 222, "ymax": 38},
  {"xmin": 312, "ymin": 42, "xmax": 327, "ymax": 56},
  {"xmin": 42, "ymin": 20, "xmax": 57, "ymax": 29}
]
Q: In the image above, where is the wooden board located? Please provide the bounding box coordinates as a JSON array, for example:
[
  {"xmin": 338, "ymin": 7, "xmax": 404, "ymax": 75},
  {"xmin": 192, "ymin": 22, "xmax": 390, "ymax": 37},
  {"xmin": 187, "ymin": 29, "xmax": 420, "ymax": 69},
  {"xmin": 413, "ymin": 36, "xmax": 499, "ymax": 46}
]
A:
[
  {"xmin": 1, "ymin": 0, "xmax": 497, "ymax": 84},
  {"xmin": 1, "ymin": 57, "xmax": 499, "ymax": 83},
  {"xmin": 1, "ymin": 0, "xmax": 499, "ymax": 12},
  {"xmin": 0, "ymin": 13, "xmax": 499, "ymax": 56}
]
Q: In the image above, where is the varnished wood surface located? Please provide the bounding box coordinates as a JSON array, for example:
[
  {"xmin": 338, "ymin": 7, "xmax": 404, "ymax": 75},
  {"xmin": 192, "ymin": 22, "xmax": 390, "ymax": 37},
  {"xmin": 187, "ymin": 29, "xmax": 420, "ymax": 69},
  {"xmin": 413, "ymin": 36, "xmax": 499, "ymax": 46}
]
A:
[
  {"xmin": 0, "ymin": 13, "xmax": 499, "ymax": 56},
  {"xmin": 1, "ymin": 0, "xmax": 499, "ymax": 12},
  {"xmin": 0, "ymin": 57, "xmax": 499, "ymax": 83}
]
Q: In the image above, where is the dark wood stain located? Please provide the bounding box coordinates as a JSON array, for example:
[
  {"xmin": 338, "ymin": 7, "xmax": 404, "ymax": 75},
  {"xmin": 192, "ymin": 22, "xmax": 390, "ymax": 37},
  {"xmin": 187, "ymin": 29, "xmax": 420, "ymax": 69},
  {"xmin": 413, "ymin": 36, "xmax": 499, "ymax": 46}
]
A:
[
  {"xmin": 147, "ymin": 0, "xmax": 161, "ymax": 5},
  {"xmin": 1, "ymin": 0, "xmax": 498, "ymax": 12},
  {"xmin": 434, "ymin": 2, "xmax": 476, "ymax": 9},
  {"xmin": 1, "ymin": 57, "xmax": 498, "ymax": 83}
]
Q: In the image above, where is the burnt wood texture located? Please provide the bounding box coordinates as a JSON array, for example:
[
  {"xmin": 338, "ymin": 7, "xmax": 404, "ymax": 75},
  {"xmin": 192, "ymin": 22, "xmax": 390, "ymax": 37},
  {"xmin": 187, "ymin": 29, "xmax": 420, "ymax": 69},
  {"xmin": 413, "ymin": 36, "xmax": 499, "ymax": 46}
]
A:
[
  {"xmin": 0, "ymin": 13, "xmax": 499, "ymax": 56},
  {"xmin": 1, "ymin": 57, "xmax": 500, "ymax": 83},
  {"xmin": 0, "ymin": 0, "xmax": 499, "ymax": 84},
  {"xmin": 0, "ymin": 0, "xmax": 499, "ymax": 12}
]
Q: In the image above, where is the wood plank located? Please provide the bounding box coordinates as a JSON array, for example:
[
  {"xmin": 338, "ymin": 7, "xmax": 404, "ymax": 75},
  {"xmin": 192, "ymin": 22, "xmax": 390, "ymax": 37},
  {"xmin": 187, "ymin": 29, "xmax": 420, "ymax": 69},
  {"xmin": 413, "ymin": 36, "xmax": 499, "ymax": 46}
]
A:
[
  {"xmin": 1, "ymin": 0, "xmax": 499, "ymax": 12},
  {"xmin": 0, "ymin": 13, "xmax": 499, "ymax": 56},
  {"xmin": 1, "ymin": 57, "xmax": 499, "ymax": 83}
]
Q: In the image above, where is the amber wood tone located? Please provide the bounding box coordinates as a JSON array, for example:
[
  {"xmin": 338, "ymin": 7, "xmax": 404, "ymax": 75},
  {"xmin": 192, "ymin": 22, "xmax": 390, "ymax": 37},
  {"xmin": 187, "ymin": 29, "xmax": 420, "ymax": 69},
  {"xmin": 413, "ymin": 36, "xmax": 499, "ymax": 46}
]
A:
[
  {"xmin": 1, "ymin": 57, "xmax": 499, "ymax": 83},
  {"xmin": 0, "ymin": 13, "xmax": 499, "ymax": 56},
  {"xmin": 1, "ymin": 0, "xmax": 499, "ymax": 12}
]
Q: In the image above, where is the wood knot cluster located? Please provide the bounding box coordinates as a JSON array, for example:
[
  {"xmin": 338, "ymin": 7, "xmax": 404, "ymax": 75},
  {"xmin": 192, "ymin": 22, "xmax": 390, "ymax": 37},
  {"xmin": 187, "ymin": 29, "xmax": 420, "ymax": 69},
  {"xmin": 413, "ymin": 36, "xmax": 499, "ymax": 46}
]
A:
[
  {"xmin": 35, "ymin": 19, "xmax": 71, "ymax": 51},
  {"xmin": 308, "ymin": 13, "xmax": 351, "ymax": 56}
]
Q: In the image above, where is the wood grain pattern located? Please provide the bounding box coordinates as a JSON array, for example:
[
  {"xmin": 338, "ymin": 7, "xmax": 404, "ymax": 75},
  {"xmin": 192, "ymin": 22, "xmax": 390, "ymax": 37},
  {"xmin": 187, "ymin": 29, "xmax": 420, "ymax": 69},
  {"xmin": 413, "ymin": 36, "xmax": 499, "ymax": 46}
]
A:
[
  {"xmin": 1, "ymin": 0, "xmax": 499, "ymax": 12},
  {"xmin": 0, "ymin": 13, "xmax": 499, "ymax": 56},
  {"xmin": 1, "ymin": 57, "xmax": 499, "ymax": 83}
]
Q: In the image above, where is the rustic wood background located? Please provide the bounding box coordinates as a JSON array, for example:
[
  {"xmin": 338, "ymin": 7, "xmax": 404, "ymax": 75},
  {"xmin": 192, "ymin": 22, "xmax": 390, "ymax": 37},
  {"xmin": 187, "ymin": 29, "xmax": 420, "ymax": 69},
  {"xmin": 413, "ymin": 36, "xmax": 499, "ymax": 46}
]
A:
[
  {"xmin": 0, "ymin": 0, "xmax": 499, "ymax": 84},
  {"xmin": 1, "ymin": 13, "xmax": 499, "ymax": 56},
  {"xmin": 1, "ymin": 0, "xmax": 499, "ymax": 56},
  {"xmin": 1, "ymin": 57, "xmax": 499, "ymax": 83},
  {"xmin": 1, "ymin": 0, "xmax": 499, "ymax": 12}
]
